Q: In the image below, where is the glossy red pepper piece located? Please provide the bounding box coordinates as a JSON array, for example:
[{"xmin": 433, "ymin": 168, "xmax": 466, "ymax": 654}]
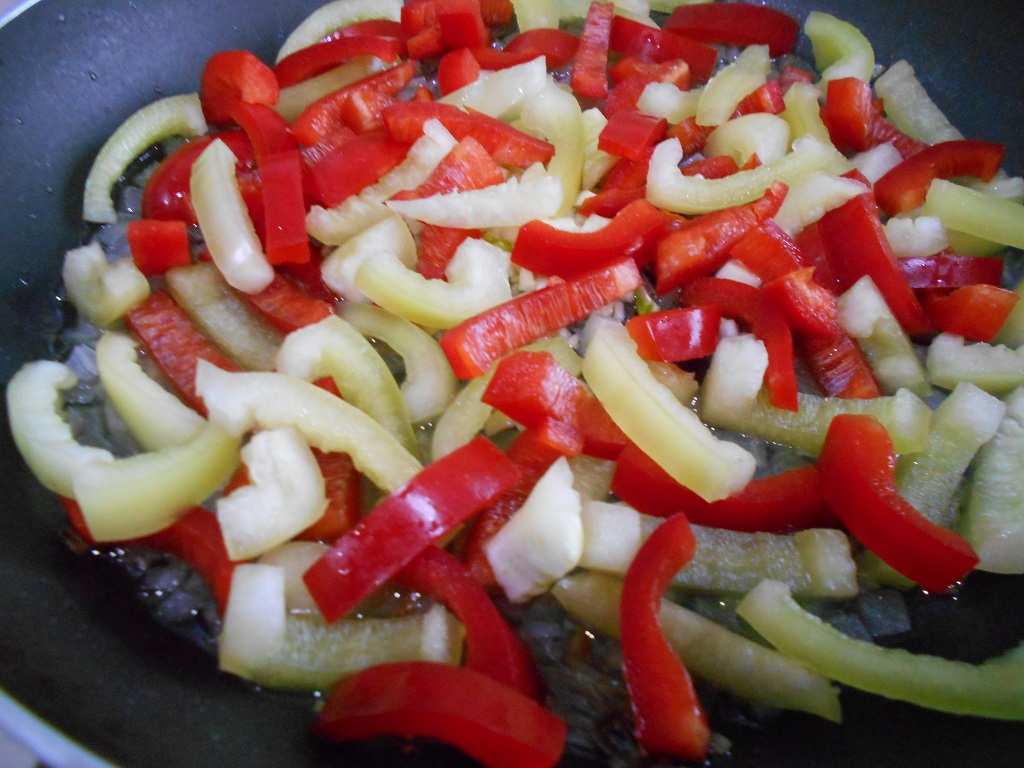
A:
[
  {"xmin": 479, "ymin": 0, "xmax": 515, "ymax": 26},
  {"xmin": 461, "ymin": 418, "xmax": 584, "ymax": 585},
  {"xmin": 620, "ymin": 512, "xmax": 710, "ymax": 760},
  {"xmin": 495, "ymin": 28, "xmax": 579, "ymax": 68},
  {"xmin": 401, "ymin": 0, "xmax": 490, "ymax": 59},
  {"xmin": 397, "ymin": 547, "xmax": 543, "ymax": 700},
  {"xmin": 242, "ymin": 273, "xmax": 334, "ymax": 334},
  {"xmin": 273, "ymin": 35, "xmax": 403, "ymax": 89},
  {"xmin": 816, "ymin": 190, "xmax": 931, "ymax": 336},
  {"xmin": 817, "ymin": 415, "xmax": 979, "ymax": 593},
  {"xmin": 763, "ymin": 267, "xmax": 839, "ymax": 338},
  {"xmin": 680, "ymin": 154, "xmax": 741, "ymax": 180},
  {"xmin": 655, "ymin": 181, "xmax": 788, "ymax": 293},
  {"xmin": 127, "ymin": 219, "xmax": 192, "ymax": 277},
  {"xmin": 732, "ymin": 79, "xmax": 785, "ymax": 117},
  {"xmin": 666, "ymin": 118, "xmax": 713, "ymax": 154},
  {"xmin": 600, "ymin": 146, "xmax": 655, "ymax": 191},
  {"xmin": 898, "ymin": 252, "xmax": 1004, "ymax": 289},
  {"xmin": 390, "ymin": 135, "xmax": 504, "ymax": 200},
  {"xmin": 229, "ymin": 101, "xmax": 299, "ymax": 160},
  {"xmin": 664, "ymin": 2, "xmax": 799, "ymax": 57},
  {"xmin": 437, "ymin": 47, "xmax": 482, "ymax": 95},
  {"xmin": 625, "ymin": 306, "xmax": 721, "ymax": 362},
  {"xmin": 777, "ymin": 64, "xmax": 815, "ymax": 92},
  {"xmin": 602, "ymin": 59, "xmax": 690, "ymax": 118},
  {"xmin": 482, "ymin": 351, "xmax": 626, "ymax": 459},
  {"xmin": 305, "ymin": 132, "xmax": 410, "ymax": 207},
  {"xmin": 313, "ymin": 662, "xmax": 567, "ymax": 768},
  {"xmin": 416, "ymin": 225, "xmax": 481, "ymax": 279},
  {"xmin": 383, "ymin": 100, "xmax": 555, "ymax": 168},
  {"xmin": 920, "ymin": 284, "xmax": 1020, "ymax": 343},
  {"xmin": 512, "ymin": 198, "xmax": 673, "ymax": 279},
  {"xmin": 252, "ymin": 154, "xmax": 309, "ymax": 263},
  {"xmin": 303, "ymin": 437, "xmax": 520, "ymax": 623},
  {"xmin": 598, "ymin": 109, "xmax": 668, "ymax": 161},
  {"xmin": 609, "ymin": 15, "xmax": 717, "ymax": 83},
  {"xmin": 440, "ymin": 257, "xmax": 642, "ymax": 379},
  {"xmin": 611, "ymin": 442, "xmax": 837, "ymax": 531},
  {"xmin": 199, "ymin": 50, "xmax": 279, "ymax": 126},
  {"xmin": 576, "ymin": 185, "xmax": 647, "ymax": 217},
  {"xmin": 820, "ymin": 77, "xmax": 926, "ymax": 159},
  {"xmin": 124, "ymin": 291, "xmax": 241, "ymax": 415},
  {"xmin": 874, "ymin": 139, "xmax": 1006, "ymax": 216},
  {"xmin": 295, "ymin": 450, "xmax": 363, "ymax": 542},
  {"xmin": 293, "ymin": 60, "xmax": 417, "ymax": 145},
  {"xmin": 682, "ymin": 276, "xmax": 799, "ymax": 411},
  {"xmin": 729, "ymin": 218, "xmax": 808, "ymax": 281},
  {"xmin": 571, "ymin": 1, "xmax": 615, "ymax": 99}
]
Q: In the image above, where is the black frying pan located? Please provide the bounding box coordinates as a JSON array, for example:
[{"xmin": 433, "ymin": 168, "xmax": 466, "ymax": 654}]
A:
[{"xmin": 1, "ymin": 0, "xmax": 1024, "ymax": 765}]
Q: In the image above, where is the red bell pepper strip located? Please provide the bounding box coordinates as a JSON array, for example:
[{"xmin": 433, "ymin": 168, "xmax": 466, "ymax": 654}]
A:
[
  {"xmin": 127, "ymin": 219, "xmax": 192, "ymax": 277},
  {"xmin": 576, "ymin": 185, "xmax": 647, "ymax": 217},
  {"xmin": 479, "ymin": 0, "xmax": 515, "ymax": 26},
  {"xmin": 397, "ymin": 547, "xmax": 543, "ymax": 700},
  {"xmin": 680, "ymin": 154, "xmax": 741, "ymax": 180},
  {"xmin": 817, "ymin": 414, "xmax": 979, "ymax": 593},
  {"xmin": 320, "ymin": 18, "xmax": 404, "ymax": 43},
  {"xmin": 401, "ymin": 0, "xmax": 490, "ymax": 59},
  {"xmin": 390, "ymin": 135, "xmax": 504, "ymax": 201},
  {"xmin": 296, "ymin": 450, "xmax": 363, "ymax": 542},
  {"xmin": 461, "ymin": 418, "xmax": 584, "ymax": 586},
  {"xmin": 794, "ymin": 221, "xmax": 842, "ymax": 293},
  {"xmin": 732, "ymin": 80, "xmax": 785, "ymax": 117},
  {"xmin": 602, "ymin": 59, "xmax": 690, "ymax": 118},
  {"xmin": 763, "ymin": 267, "xmax": 839, "ymax": 339},
  {"xmin": 816, "ymin": 190, "xmax": 931, "ymax": 336},
  {"xmin": 873, "ymin": 139, "xmax": 1006, "ymax": 216},
  {"xmin": 820, "ymin": 77, "xmax": 926, "ymax": 159},
  {"xmin": 664, "ymin": 2, "xmax": 799, "ymax": 57},
  {"xmin": 655, "ymin": 181, "xmax": 788, "ymax": 294},
  {"xmin": 303, "ymin": 437, "xmax": 520, "ymax": 623},
  {"xmin": 293, "ymin": 60, "xmax": 417, "ymax": 146},
  {"xmin": 228, "ymin": 101, "xmax": 299, "ymax": 160},
  {"xmin": 416, "ymin": 225, "xmax": 482, "ymax": 280},
  {"xmin": 920, "ymin": 284, "xmax": 1020, "ymax": 343},
  {"xmin": 600, "ymin": 146, "xmax": 655, "ymax": 191},
  {"xmin": 492, "ymin": 28, "xmax": 579, "ymax": 69},
  {"xmin": 482, "ymin": 351, "xmax": 626, "ymax": 459},
  {"xmin": 571, "ymin": 1, "xmax": 615, "ymax": 100},
  {"xmin": 682, "ymin": 276, "xmax": 799, "ymax": 411},
  {"xmin": 666, "ymin": 118, "xmax": 713, "ymax": 155},
  {"xmin": 898, "ymin": 252, "xmax": 1004, "ymax": 290},
  {"xmin": 729, "ymin": 218, "xmax": 808, "ymax": 282},
  {"xmin": 620, "ymin": 512, "xmax": 710, "ymax": 761},
  {"xmin": 440, "ymin": 257, "xmax": 642, "ymax": 379},
  {"xmin": 438, "ymin": 47, "xmax": 482, "ymax": 96},
  {"xmin": 598, "ymin": 109, "xmax": 668, "ymax": 161},
  {"xmin": 511, "ymin": 198, "xmax": 673, "ymax": 279},
  {"xmin": 279, "ymin": 248, "xmax": 340, "ymax": 304},
  {"xmin": 243, "ymin": 273, "xmax": 334, "ymax": 334},
  {"xmin": 305, "ymin": 132, "xmax": 411, "ymax": 208},
  {"xmin": 141, "ymin": 131, "xmax": 256, "ymax": 224},
  {"xmin": 199, "ymin": 50, "xmax": 280, "ymax": 126},
  {"xmin": 611, "ymin": 442, "xmax": 837, "ymax": 531},
  {"xmin": 124, "ymin": 291, "xmax": 241, "ymax": 415},
  {"xmin": 383, "ymin": 101, "xmax": 555, "ymax": 168},
  {"xmin": 312, "ymin": 662, "xmax": 567, "ymax": 768},
  {"xmin": 273, "ymin": 35, "xmax": 403, "ymax": 89},
  {"xmin": 777, "ymin": 64, "xmax": 816, "ymax": 93},
  {"xmin": 626, "ymin": 305, "xmax": 721, "ymax": 363},
  {"xmin": 609, "ymin": 15, "xmax": 717, "ymax": 83}
]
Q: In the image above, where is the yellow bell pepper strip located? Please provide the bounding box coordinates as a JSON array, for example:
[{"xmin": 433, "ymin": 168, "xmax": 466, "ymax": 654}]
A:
[
  {"xmin": 620, "ymin": 512, "xmax": 710, "ymax": 761},
  {"xmin": 926, "ymin": 333, "xmax": 1024, "ymax": 396},
  {"xmin": 7, "ymin": 361, "xmax": 116, "ymax": 498},
  {"xmin": 165, "ymin": 262, "xmax": 283, "ymax": 371},
  {"xmin": 921, "ymin": 178, "xmax": 1024, "ymax": 251},
  {"xmin": 817, "ymin": 414, "xmax": 979, "ymax": 593},
  {"xmin": 275, "ymin": 57, "xmax": 389, "ymax": 123},
  {"xmin": 781, "ymin": 81, "xmax": 832, "ymax": 145},
  {"xmin": 303, "ymin": 437, "xmax": 519, "ymax": 622},
  {"xmin": 519, "ymin": 79, "xmax": 585, "ymax": 217},
  {"xmin": 440, "ymin": 257, "xmax": 641, "ymax": 379},
  {"xmin": 320, "ymin": 211, "xmax": 418, "ymax": 302},
  {"xmin": 582, "ymin": 321, "xmax": 756, "ymax": 502},
  {"xmin": 83, "ymin": 93, "xmax": 207, "ymax": 224},
  {"xmin": 439, "ymin": 56, "xmax": 550, "ymax": 117},
  {"xmin": 276, "ymin": 315, "xmax": 417, "ymax": 454},
  {"xmin": 95, "ymin": 332, "xmax": 205, "ymax": 451},
  {"xmin": 695, "ymin": 44, "xmax": 769, "ymax": 127},
  {"xmin": 339, "ymin": 302, "xmax": 458, "ymax": 424},
  {"xmin": 738, "ymin": 579, "xmax": 1024, "ymax": 720},
  {"xmin": 190, "ymin": 138, "xmax": 274, "ymax": 294},
  {"xmin": 873, "ymin": 60, "xmax": 963, "ymax": 144},
  {"xmin": 552, "ymin": 571, "xmax": 842, "ymax": 722},
  {"xmin": 803, "ymin": 10, "xmax": 874, "ymax": 85},
  {"xmin": 646, "ymin": 134, "xmax": 847, "ymax": 216},
  {"xmin": 194, "ymin": 361, "xmax": 422, "ymax": 493},
  {"xmin": 61, "ymin": 242, "xmax": 151, "ymax": 328}
]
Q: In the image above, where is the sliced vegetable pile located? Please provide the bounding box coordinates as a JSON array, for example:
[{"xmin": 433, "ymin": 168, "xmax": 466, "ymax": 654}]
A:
[{"xmin": 9, "ymin": 0, "xmax": 1024, "ymax": 765}]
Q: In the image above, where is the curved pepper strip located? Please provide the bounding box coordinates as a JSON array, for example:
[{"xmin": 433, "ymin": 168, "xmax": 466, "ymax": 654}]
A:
[
  {"xmin": 397, "ymin": 547, "xmax": 544, "ymax": 701},
  {"xmin": 620, "ymin": 512, "xmax": 710, "ymax": 760},
  {"xmin": 817, "ymin": 414, "xmax": 979, "ymax": 593},
  {"xmin": 313, "ymin": 662, "xmax": 567, "ymax": 768},
  {"xmin": 664, "ymin": 2, "xmax": 798, "ymax": 58},
  {"xmin": 738, "ymin": 579, "xmax": 1024, "ymax": 720},
  {"xmin": 626, "ymin": 306, "xmax": 721, "ymax": 363},
  {"xmin": 303, "ymin": 437, "xmax": 520, "ymax": 622},
  {"xmin": 200, "ymin": 50, "xmax": 280, "ymax": 126}
]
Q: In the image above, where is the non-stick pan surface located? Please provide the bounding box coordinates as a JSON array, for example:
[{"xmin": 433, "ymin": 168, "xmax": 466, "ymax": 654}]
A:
[{"xmin": 1, "ymin": 0, "xmax": 1023, "ymax": 766}]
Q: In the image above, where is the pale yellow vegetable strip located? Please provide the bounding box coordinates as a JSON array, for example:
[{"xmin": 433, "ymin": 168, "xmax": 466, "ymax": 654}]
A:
[
  {"xmin": 62, "ymin": 243, "xmax": 151, "ymax": 328},
  {"xmin": 921, "ymin": 179, "xmax": 1024, "ymax": 250},
  {"xmin": 803, "ymin": 10, "xmax": 874, "ymax": 84},
  {"xmin": 519, "ymin": 81, "xmax": 585, "ymax": 217},
  {"xmin": 276, "ymin": 0, "xmax": 402, "ymax": 61},
  {"xmin": 874, "ymin": 60, "xmax": 963, "ymax": 143},
  {"xmin": 275, "ymin": 58, "xmax": 388, "ymax": 123}
]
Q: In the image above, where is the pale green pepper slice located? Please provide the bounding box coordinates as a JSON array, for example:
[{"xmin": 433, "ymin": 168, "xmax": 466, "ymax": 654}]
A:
[
  {"xmin": 803, "ymin": 10, "xmax": 874, "ymax": 85},
  {"xmin": 519, "ymin": 80, "xmax": 585, "ymax": 216},
  {"xmin": 738, "ymin": 579, "xmax": 1024, "ymax": 720},
  {"xmin": 921, "ymin": 179, "xmax": 1024, "ymax": 251},
  {"xmin": 62, "ymin": 243, "xmax": 150, "ymax": 328}
]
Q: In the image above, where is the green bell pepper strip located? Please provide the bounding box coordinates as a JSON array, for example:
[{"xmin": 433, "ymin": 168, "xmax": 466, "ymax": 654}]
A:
[
  {"xmin": 926, "ymin": 333, "xmax": 1024, "ymax": 396},
  {"xmin": 921, "ymin": 179, "xmax": 1024, "ymax": 251},
  {"xmin": 194, "ymin": 361, "xmax": 422, "ymax": 493},
  {"xmin": 738, "ymin": 579, "xmax": 1024, "ymax": 720},
  {"xmin": 803, "ymin": 10, "xmax": 874, "ymax": 85},
  {"xmin": 552, "ymin": 571, "xmax": 842, "ymax": 722}
]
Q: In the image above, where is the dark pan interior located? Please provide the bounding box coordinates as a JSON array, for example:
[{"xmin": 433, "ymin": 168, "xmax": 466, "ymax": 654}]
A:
[{"xmin": 1, "ymin": 0, "xmax": 1023, "ymax": 766}]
